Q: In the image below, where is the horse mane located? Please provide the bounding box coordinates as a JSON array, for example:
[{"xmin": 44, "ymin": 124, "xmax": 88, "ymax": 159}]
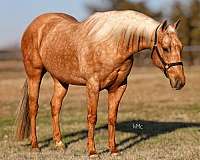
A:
[{"xmin": 83, "ymin": 10, "xmax": 160, "ymax": 46}]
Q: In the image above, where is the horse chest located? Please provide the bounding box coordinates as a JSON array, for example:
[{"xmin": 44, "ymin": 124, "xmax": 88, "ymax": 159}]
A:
[{"xmin": 101, "ymin": 57, "xmax": 133, "ymax": 89}]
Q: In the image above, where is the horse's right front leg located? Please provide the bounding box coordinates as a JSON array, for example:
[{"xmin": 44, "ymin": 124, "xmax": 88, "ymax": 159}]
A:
[{"xmin": 86, "ymin": 79, "xmax": 99, "ymax": 157}]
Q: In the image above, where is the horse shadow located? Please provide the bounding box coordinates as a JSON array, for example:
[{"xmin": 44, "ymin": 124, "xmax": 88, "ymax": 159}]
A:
[{"xmin": 38, "ymin": 119, "xmax": 200, "ymax": 153}]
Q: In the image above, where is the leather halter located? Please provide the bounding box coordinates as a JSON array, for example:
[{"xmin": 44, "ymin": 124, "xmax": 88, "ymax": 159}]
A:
[{"xmin": 151, "ymin": 25, "xmax": 183, "ymax": 78}]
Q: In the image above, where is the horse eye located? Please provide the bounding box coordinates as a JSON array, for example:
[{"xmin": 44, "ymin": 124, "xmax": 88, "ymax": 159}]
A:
[{"xmin": 163, "ymin": 47, "xmax": 169, "ymax": 52}]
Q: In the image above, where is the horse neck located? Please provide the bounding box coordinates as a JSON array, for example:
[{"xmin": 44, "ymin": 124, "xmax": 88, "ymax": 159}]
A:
[{"xmin": 125, "ymin": 21, "xmax": 159, "ymax": 54}]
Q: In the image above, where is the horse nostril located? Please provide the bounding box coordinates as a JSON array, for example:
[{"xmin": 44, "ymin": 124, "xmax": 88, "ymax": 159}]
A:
[
  {"xmin": 175, "ymin": 80, "xmax": 180, "ymax": 89},
  {"xmin": 180, "ymin": 80, "xmax": 185, "ymax": 89}
]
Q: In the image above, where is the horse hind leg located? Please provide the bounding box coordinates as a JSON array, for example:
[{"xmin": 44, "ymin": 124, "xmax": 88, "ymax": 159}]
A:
[
  {"xmin": 27, "ymin": 68, "xmax": 45, "ymax": 151},
  {"xmin": 50, "ymin": 78, "xmax": 68, "ymax": 150},
  {"xmin": 22, "ymin": 48, "xmax": 46, "ymax": 151}
]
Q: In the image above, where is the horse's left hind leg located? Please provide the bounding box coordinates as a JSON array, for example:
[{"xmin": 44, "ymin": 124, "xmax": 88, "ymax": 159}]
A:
[
  {"xmin": 27, "ymin": 68, "xmax": 45, "ymax": 151},
  {"xmin": 50, "ymin": 78, "xmax": 68, "ymax": 150}
]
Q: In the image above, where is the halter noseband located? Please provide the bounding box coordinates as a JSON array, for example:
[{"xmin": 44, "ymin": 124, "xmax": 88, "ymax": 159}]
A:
[{"xmin": 151, "ymin": 25, "xmax": 183, "ymax": 78}]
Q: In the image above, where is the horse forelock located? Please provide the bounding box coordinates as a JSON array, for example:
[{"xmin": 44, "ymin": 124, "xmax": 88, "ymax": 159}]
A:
[
  {"xmin": 167, "ymin": 25, "xmax": 176, "ymax": 33},
  {"xmin": 84, "ymin": 10, "xmax": 159, "ymax": 46}
]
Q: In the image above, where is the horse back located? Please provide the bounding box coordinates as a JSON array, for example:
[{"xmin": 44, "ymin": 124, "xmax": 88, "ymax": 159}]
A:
[{"xmin": 21, "ymin": 13, "xmax": 78, "ymax": 56}]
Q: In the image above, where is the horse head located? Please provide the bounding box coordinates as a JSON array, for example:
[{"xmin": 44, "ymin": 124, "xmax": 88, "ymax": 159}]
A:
[{"xmin": 151, "ymin": 20, "xmax": 185, "ymax": 90}]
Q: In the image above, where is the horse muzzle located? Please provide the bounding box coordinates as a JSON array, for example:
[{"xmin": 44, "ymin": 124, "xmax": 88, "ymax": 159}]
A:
[{"xmin": 169, "ymin": 76, "xmax": 185, "ymax": 90}]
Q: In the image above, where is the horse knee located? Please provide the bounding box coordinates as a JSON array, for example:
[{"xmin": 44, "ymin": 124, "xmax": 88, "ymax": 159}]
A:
[
  {"xmin": 50, "ymin": 99, "xmax": 61, "ymax": 117},
  {"xmin": 108, "ymin": 116, "xmax": 116, "ymax": 126},
  {"xmin": 28, "ymin": 96, "xmax": 39, "ymax": 116},
  {"xmin": 87, "ymin": 114, "xmax": 97, "ymax": 125}
]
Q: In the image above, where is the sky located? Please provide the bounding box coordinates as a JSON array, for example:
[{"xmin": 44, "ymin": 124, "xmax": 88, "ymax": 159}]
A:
[{"xmin": 0, "ymin": 0, "xmax": 190, "ymax": 49}]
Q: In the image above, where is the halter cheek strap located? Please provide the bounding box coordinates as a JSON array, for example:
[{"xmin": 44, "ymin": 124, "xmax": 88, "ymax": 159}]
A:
[{"xmin": 151, "ymin": 25, "xmax": 183, "ymax": 78}]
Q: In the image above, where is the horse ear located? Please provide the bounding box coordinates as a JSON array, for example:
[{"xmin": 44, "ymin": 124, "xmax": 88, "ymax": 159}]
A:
[
  {"xmin": 173, "ymin": 19, "xmax": 181, "ymax": 29},
  {"xmin": 160, "ymin": 20, "xmax": 168, "ymax": 31}
]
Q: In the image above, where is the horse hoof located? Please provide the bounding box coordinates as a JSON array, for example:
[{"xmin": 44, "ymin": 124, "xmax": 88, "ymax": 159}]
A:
[
  {"xmin": 89, "ymin": 153, "xmax": 100, "ymax": 159},
  {"xmin": 55, "ymin": 141, "xmax": 65, "ymax": 152},
  {"xmin": 111, "ymin": 152, "xmax": 120, "ymax": 156},
  {"xmin": 31, "ymin": 147, "xmax": 41, "ymax": 152},
  {"xmin": 110, "ymin": 150, "xmax": 120, "ymax": 156}
]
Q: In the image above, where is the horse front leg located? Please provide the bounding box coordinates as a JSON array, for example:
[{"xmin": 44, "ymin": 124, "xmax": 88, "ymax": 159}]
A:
[
  {"xmin": 107, "ymin": 80, "xmax": 127, "ymax": 155},
  {"xmin": 86, "ymin": 79, "xmax": 99, "ymax": 157}
]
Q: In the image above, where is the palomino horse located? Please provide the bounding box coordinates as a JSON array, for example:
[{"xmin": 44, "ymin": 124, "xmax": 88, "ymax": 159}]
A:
[{"xmin": 16, "ymin": 10, "xmax": 185, "ymax": 157}]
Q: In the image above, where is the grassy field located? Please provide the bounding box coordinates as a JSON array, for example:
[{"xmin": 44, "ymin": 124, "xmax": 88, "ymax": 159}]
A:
[{"xmin": 0, "ymin": 60, "xmax": 200, "ymax": 160}]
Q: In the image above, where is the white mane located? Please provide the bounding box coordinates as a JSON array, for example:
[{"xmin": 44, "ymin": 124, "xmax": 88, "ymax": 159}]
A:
[{"xmin": 84, "ymin": 10, "xmax": 160, "ymax": 46}]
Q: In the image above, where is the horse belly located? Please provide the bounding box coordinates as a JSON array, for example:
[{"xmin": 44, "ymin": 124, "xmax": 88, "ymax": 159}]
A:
[
  {"xmin": 41, "ymin": 50, "xmax": 86, "ymax": 85},
  {"xmin": 47, "ymin": 63, "xmax": 86, "ymax": 85}
]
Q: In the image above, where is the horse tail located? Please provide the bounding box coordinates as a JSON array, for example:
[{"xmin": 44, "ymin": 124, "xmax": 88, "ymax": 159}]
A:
[{"xmin": 15, "ymin": 79, "xmax": 30, "ymax": 140}]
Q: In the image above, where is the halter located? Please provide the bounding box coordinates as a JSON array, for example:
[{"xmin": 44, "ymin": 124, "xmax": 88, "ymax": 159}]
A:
[{"xmin": 151, "ymin": 25, "xmax": 183, "ymax": 78}]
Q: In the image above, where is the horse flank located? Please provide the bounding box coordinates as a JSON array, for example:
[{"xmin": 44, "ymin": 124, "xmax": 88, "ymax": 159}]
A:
[{"xmin": 83, "ymin": 10, "xmax": 160, "ymax": 50}]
